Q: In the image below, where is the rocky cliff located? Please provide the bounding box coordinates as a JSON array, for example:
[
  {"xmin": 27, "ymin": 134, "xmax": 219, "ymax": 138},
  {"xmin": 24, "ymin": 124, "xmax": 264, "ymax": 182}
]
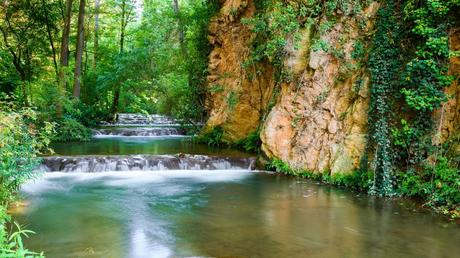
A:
[
  {"xmin": 204, "ymin": 0, "xmax": 460, "ymax": 173},
  {"xmin": 204, "ymin": 0, "xmax": 275, "ymax": 141}
]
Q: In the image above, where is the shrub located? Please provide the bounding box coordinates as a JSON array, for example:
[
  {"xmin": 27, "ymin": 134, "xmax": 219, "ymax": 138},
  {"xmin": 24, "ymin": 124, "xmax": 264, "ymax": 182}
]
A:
[
  {"xmin": 0, "ymin": 103, "xmax": 49, "ymax": 256},
  {"xmin": 197, "ymin": 126, "xmax": 224, "ymax": 147},
  {"xmin": 267, "ymin": 159, "xmax": 372, "ymax": 192},
  {"xmin": 0, "ymin": 106, "xmax": 53, "ymax": 202},
  {"xmin": 53, "ymin": 117, "xmax": 92, "ymax": 142},
  {"xmin": 234, "ymin": 130, "xmax": 262, "ymax": 153},
  {"xmin": 398, "ymin": 157, "xmax": 460, "ymax": 217}
]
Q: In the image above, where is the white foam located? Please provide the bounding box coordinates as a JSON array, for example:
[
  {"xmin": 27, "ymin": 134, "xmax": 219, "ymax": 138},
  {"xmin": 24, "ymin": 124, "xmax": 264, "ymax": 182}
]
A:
[
  {"xmin": 92, "ymin": 135, "xmax": 191, "ymax": 139},
  {"xmin": 21, "ymin": 170, "xmax": 253, "ymax": 195}
]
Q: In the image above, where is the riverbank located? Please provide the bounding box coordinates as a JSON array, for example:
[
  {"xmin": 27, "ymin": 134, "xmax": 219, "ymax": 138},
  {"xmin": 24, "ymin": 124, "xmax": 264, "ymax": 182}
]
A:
[{"xmin": 267, "ymin": 158, "xmax": 460, "ymax": 221}]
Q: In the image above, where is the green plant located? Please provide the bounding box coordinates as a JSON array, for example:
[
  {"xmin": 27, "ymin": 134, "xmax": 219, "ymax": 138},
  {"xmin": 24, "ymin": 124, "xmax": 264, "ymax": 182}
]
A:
[
  {"xmin": 367, "ymin": 1, "xmax": 403, "ymax": 196},
  {"xmin": 398, "ymin": 157, "xmax": 459, "ymax": 218},
  {"xmin": 267, "ymin": 159, "xmax": 372, "ymax": 192},
  {"xmin": 53, "ymin": 117, "xmax": 92, "ymax": 142},
  {"xmin": 234, "ymin": 130, "xmax": 262, "ymax": 153},
  {"xmin": 227, "ymin": 91, "xmax": 239, "ymax": 111},
  {"xmin": 209, "ymin": 84, "xmax": 224, "ymax": 93},
  {"xmin": 198, "ymin": 126, "xmax": 225, "ymax": 147},
  {"xmin": 0, "ymin": 207, "xmax": 44, "ymax": 257},
  {"xmin": 351, "ymin": 40, "xmax": 366, "ymax": 61},
  {"xmin": 0, "ymin": 104, "xmax": 54, "ymax": 202},
  {"xmin": 0, "ymin": 103, "xmax": 49, "ymax": 256}
]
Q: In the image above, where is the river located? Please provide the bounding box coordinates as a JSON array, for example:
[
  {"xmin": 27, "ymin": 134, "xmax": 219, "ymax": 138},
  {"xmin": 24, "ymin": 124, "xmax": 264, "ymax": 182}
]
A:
[{"xmin": 14, "ymin": 114, "xmax": 460, "ymax": 258}]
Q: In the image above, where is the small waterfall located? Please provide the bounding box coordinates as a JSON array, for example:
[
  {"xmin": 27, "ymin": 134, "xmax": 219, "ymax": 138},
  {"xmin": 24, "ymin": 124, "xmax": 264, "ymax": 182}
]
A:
[
  {"xmin": 100, "ymin": 113, "xmax": 180, "ymax": 127},
  {"xmin": 38, "ymin": 155, "xmax": 256, "ymax": 172},
  {"xmin": 95, "ymin": 113, "xmax": 188, "ymax": 137},
  {"xmin": 92, "ymin": 127, "xmax": 186, "ymax": 137}
]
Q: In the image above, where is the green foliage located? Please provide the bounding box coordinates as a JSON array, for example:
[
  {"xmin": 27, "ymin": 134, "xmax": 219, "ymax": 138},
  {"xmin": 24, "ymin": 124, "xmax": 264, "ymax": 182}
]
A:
[
  {"xmin": 351, "ymin": 40, "xmax": 366, "ymax": 61},
  {"xmin": 267, "ymin": 159, "xmax": 372, "ymax": 192},
  {"xmin": 226, "ymin": 91, "xmax": 239, "ymax": 111},
  {"xmin": 398, "ymin": 157, "xmax": 459, "ymax": 218},
  {"xmin": 242, "ymin": 0, "xmax": 304, "ymax": 78},
  {"xmin": 367, "ymin": 0, "xmax": 459, "ymax": 198},
  {"xmin": 311, "ymin": 39, "xmax": 331, "ymax": 53},
  {"xmin": 197, "ymin": 126, "xmax": 225, "ymax": 147},
  {"xmin": 0, "ymin": 103, "xmax": 53, "ymax": 202},
  {"xmin": 0, "ymin": 103, "xmax": 48, "ymax": 256},
  {"xmin": 0, "ymin": 208, "xmax": 44, "ymax": 258},
  {"xmin": 367, "ymin": 1, "xmax": 404, "ymax": 196},
  {"xmin": 53, "ymin": 117, "xmax": 92, "ymax": 142},
  {"xmin": 234, "ymin": 130, "xmax": 262, "ymax": 153}
]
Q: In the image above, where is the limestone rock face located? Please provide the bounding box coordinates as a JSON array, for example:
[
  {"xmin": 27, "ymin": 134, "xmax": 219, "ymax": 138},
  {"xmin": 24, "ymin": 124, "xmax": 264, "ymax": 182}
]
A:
[
  {"xmin": 434, "ymin": 27, "xmax": 460, "ymax": 145},
  {"xmin": 261, "ymin": 3, "xmax": 379, "ymax": 174},
  {"xmin": 204, "ymin": 0, "xmax": 275, "ymax": 141},
  {"xmin": 204, "ymin": 1, "xmax": 458, "ymax": 174}
]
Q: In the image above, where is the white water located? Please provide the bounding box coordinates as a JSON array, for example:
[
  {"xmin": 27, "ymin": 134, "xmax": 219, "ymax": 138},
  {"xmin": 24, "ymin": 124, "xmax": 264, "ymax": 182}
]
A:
[{"xmin": 22, "ymin": 170, "xmax": 253, "ymax": 195}]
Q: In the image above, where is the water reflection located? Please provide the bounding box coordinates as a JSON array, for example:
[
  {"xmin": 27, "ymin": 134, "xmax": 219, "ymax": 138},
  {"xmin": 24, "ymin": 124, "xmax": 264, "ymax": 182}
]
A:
[
  {"xmin": 16, "ymin": 172, "xmax": 460, "ymax": 258},
  {"xmin": 50, "ymin": 137, "xmax": 251, "ymax": 157}
]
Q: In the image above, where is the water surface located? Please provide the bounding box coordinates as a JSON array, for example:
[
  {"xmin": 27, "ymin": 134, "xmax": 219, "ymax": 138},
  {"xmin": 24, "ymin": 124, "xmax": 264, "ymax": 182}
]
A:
[
  {"xmin": 17, "ymin": 171, "xmax": 460, "ymax": 258},
  {"xmin": 50, "ymin": 137, "xmax": 250, "ymax": 157}
]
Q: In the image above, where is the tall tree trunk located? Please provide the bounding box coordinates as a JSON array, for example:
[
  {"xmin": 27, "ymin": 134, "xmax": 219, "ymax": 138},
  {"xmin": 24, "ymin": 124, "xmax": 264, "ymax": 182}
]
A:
[
  {"xmin": 120, "ymin": 0, "xmax": 125, "ymax": 53},
  {"xmin": 57, "ymin": 0, "xmax": 73, "ymax": 116},
  {"xmin": 73, "ymin": 0, "xmax": 86, "ymax": 98},
  {"xmin": 173, "ymin": 0, "xmax": 187, "ymax": 58},
  {"xmin": 111, "ymin": 0, "xmax": 128, "ymax": 118},
  {"xmin": 41, "ymin": 0, "xmax": 59, "ymax": 79},
  {"xmin": 93, "ymin": 0, "xmax": 100, "ymax": 68}
]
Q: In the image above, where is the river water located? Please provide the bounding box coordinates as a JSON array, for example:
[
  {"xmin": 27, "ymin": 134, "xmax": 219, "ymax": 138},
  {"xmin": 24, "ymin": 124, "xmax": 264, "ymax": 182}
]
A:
[{"xmin": 14, "ymin": 114, "xmax": 460, "ymax": 258}]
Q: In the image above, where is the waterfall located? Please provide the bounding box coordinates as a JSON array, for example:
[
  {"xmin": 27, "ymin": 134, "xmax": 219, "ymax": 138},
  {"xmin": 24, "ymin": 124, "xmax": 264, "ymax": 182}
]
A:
[
  {"xmin": 38, "ymin": 154, "xmax": 256, "ymax": 172},
  {"xmin": 92, "ymin": 127, "xmax": 186, "ymax": 137}
]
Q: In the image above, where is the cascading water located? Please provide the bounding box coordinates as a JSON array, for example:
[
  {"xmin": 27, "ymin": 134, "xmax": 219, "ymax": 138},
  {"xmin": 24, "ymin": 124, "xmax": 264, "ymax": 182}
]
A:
[
  {"xmin": 92, "ymin": 127, "xmax": 186, "ymax": 137},
  {"xmin": 94, "ymin": 113, "xmax": 188, "ymax": 137},
  {"xmin": 100, "ymin": 113, "xmax": 182, "ymax": 127},
  {"xmin": 39, "ymin": 154, "xmax": 256, "ymax": 172}
]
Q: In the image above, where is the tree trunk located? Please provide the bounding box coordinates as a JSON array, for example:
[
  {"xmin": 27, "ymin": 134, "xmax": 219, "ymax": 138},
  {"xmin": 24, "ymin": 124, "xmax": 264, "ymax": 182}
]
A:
[
  {"xmin": 57, "ymin": 0, "xmax": 73, "ymax": 116},
  {"xmin": 41, "ymin": 0, "xmax": 59, "ymax": 79},
  {"xmin": 93, "ymin": 0, "xmax": 100, "ymax": 68},
  {"xmin": 111, "ymin": 0, "xmax": 128, "ymax": 118},
  {"xmin": 73, "ymin": 0, "xmax": 86, "ymax": 98},
  {"xmin": 0, "ymin": 23, "xmax": 29, "ymax": 106},
  {"xmin": 173, "ymin": 0, "xmax": 187, "ymax": 58}
]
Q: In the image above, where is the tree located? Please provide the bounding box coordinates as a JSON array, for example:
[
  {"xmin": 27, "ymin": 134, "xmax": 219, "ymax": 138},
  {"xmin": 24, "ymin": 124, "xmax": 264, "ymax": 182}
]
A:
[
  {"xmin": 56, "ymin": 0, "xmax": 73, "ymax": 116},
  {"xmin": 41, "ymin": 0, "xmax": 59, "ymax": 79},
  {"xmin": 73, "ymin": 0, "xmax": 86, "ymax": 98},
  {"xmin": 173, "ymin": 0, "xmax": 187, "ymax": 58},
  {"xmin": 111, "ymin": 0, "xmax": 135, "ymax": 117},
  {"xmin": 0, "ymin": 0, "xmax": 50, "ymax": 106},
  {"xmin": 93, "ymin": 0, "xmax": 101, "ymax": 68}
]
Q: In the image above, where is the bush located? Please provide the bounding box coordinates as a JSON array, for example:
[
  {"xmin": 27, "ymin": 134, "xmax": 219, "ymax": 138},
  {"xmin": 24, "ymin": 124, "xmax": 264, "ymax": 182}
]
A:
[
  {"xmin": 267, "ymin": 159, "xmax": 372, "ymax": 192},
  {"xmin": 398, "ymin": 157, "xmax": 460, "ymax": 217},
  {"xmin": 53, "ymin": 117, "xmax": 92, "ymax": 142},
  {"xmin": 197, "ymin": 126, "xmax": 224, "ymax": 147},
  {"xmin": 0, "ymin": 103, "xmax": 49, "ymax": 256},
  {"xmin": 0, "ymin": 105, "xmax": 53, "ymax": 202},
  {"xmin": 234, "ymin": 130, "xmax": 262, "ymax": 153}
]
